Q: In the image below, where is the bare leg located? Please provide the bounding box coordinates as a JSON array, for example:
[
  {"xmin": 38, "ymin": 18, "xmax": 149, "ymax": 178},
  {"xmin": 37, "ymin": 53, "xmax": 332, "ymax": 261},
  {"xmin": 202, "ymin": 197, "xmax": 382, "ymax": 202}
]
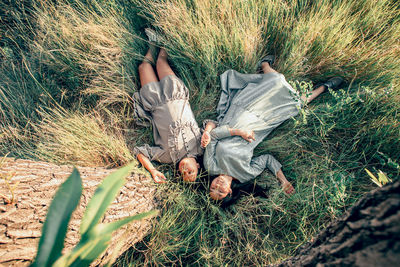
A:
[
  {"xmin": 300, "ymin": 85, "xmax": 326, "ymax": 104},
  {"xmin": 156, "ymin": 48, "xmax": 175, "ymax": 79},
  {"xmin": 276, "ymin": 169, "xmax": 295, "ymax": 195},
  {"xmin": 261, "ymin": 61, "xmax": 278, "ymax": 74},
  {"xmin": 139, "ymin": 45, "xmax": 158, "ymax": 87}
]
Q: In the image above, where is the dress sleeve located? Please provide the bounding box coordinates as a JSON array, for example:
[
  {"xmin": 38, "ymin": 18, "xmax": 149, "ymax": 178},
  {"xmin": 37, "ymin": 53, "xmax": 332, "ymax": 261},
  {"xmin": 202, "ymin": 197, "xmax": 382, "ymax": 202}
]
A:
[
  {"xmin": 203, "ymin": 138, "xmax": 220, "ymax": 175},
  {"xmin": 251, "ymin": 154, "xmax": 282, "ymax": 176},
  {"xmin": 216, "ymin": 81, "xmax": 230, "ymax": 122},
  {"xmin": 133, "ymin": 144, "xmax": 169, "ymax": 163},
  {"xmin": 210, "ymin": 125, "xmax": 231, "ymax": 140},
  {"xmin": 203, "ymin": 123, "xmax": 231, "ymax": 174}
]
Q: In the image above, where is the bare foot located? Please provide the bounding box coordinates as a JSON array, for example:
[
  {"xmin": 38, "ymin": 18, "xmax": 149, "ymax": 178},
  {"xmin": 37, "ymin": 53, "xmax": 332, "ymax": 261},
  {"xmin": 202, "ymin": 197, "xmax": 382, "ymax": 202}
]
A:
[{"xmin": 282, "ymin": 181, "xmax": 295, "ymax": 195}]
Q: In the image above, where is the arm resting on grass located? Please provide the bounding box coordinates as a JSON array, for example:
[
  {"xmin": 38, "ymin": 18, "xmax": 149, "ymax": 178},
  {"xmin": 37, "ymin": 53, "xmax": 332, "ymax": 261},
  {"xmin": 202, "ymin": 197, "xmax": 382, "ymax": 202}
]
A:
[{"xmin": 137, "ymin": 153, "xmax": 167, "ymax": 184}]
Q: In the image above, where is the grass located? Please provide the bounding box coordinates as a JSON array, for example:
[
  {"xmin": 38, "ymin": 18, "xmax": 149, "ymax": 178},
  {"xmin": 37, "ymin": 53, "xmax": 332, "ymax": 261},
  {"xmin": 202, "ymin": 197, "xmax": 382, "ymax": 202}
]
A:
[
  {"xmin": 1, "ymin": 0, "xmax": 399, "ymax": 265},
  {"xmin": 34, "ymin": 108, "xmax": 136, "ymax": 167}
]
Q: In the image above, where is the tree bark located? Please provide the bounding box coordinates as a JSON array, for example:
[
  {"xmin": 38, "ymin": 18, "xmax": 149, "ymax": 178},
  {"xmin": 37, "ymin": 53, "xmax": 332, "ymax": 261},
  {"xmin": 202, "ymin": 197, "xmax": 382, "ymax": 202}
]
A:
[
  {"xmin": 0, "ymin": 158, "xmax": 157, "ymax": 266},
  {"xmin": 275, "ymin": 181, "xmax": 400, "ymax": 267}
]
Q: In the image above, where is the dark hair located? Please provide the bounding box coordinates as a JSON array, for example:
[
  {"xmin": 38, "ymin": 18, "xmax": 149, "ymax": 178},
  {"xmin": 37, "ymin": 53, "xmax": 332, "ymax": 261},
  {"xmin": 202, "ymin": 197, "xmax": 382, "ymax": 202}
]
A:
[
  {"xmin": 219, "ymin": 180, "xmax": 269, "ymax": 208},
  {"xmin": 176, "ymin": 155, "xmax": 202, "ymax": 169}
]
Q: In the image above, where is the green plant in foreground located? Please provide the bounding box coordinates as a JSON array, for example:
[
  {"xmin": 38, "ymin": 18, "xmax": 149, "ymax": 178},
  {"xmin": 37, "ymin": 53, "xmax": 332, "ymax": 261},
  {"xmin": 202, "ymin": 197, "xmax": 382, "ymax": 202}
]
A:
[{"xmin": 31, "ymin": 163, "xmax": 158, "ymax": 267}]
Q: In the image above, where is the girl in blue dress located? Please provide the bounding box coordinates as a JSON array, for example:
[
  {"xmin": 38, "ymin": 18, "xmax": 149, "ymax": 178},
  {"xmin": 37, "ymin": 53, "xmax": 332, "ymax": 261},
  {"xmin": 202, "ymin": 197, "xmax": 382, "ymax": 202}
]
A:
[{"xmin": 201, "ymin": 56, "xmax": 343, "ymax": 201}]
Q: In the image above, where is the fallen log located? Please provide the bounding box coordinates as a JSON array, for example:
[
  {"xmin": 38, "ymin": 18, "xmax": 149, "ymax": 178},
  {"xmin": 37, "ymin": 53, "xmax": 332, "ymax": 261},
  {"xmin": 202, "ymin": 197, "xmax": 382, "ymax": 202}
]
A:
[
  {"xmin": 274, "ymin": 180, "xmax": 400, "ymax": 267},
  {"xmin": 0, "ymin": 158, "xmax": 157, "ymax": 266}
]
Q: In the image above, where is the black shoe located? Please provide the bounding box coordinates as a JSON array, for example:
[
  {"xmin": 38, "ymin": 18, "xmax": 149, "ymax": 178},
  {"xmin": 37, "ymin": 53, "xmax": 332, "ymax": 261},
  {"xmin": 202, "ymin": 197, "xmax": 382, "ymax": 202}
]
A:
[
  {"xmin": 323, "ymin": 77, "xmax": 344, "ymax": 90},
  {"xmin": 257, "ymin": 55, "xmax": 275, "ymax": 70}
]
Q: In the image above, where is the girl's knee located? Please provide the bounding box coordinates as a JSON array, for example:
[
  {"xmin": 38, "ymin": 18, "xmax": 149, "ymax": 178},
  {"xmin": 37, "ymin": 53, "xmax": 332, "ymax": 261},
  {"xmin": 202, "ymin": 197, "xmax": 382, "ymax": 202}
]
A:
[
  {"xmin": 156, "ymin": 55, "xmax": 168, "ymax": 66},
  {"xmin": 138, "ymin": 61, "xmax": 152, "ymax": 72}
]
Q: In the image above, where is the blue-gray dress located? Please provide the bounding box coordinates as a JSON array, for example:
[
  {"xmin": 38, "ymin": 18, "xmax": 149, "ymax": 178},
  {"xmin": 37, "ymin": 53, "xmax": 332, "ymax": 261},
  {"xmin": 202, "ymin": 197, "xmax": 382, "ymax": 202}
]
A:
[{"xmin": 203, "ymin": 70, "xmax": 301, "ymax": 183}]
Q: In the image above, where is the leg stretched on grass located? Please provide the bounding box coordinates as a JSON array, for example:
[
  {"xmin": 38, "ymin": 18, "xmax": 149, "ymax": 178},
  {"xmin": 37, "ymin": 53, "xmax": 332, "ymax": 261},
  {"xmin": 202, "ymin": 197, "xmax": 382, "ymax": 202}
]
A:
[
  {"xmin": 156, "ymin": 48, "xmax": 175, "ymax": 80},
  {"xmin": 139, "ymin": 45, "xmax": 158, "ymax": 87}
]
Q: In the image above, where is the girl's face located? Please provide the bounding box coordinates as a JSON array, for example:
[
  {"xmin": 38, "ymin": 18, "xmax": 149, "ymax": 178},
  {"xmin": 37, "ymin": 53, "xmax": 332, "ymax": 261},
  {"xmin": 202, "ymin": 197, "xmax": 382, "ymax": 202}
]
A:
[
  {"xmin": 210, "ymin": 175, "xmax": 233, "ymax": 200},
  {"xmin": 179, "ymin": 157, "xmax": 200, "ymax": 182}
]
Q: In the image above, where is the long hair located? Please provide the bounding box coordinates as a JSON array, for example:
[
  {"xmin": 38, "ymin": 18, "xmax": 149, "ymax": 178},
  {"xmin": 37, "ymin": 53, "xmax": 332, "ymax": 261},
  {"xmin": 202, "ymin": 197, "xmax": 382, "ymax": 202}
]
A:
[{"xmin": 220, "ymin": 180, "xmax": 269, "ymax": 208}]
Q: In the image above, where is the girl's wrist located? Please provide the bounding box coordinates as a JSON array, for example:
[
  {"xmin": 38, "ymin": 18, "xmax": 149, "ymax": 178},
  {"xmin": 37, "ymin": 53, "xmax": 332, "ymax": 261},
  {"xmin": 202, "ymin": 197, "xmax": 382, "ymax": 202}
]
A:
[
  {"xmin": 229, "ymin": 128, "xmax": 242, "ymax": 136},
  {"xmin": 204, "ymin": 126, "xmax": 213, "ymax": 133},
  {"xmin": 205, "ymin": 122, "xmax": 216, "ymax": 132}
]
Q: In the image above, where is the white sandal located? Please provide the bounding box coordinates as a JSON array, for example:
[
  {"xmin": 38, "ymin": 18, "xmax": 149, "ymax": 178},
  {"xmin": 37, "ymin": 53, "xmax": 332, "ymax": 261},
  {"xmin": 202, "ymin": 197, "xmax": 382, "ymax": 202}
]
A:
[{"xmin": 145, "ymin": 28, "xmax": 164, "ymax": 44}]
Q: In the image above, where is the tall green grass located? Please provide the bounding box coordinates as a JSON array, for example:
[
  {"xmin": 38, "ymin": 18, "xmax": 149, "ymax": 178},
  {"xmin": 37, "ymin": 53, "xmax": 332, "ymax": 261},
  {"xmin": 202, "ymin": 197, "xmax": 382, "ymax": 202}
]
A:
[
  {"xmin": 0, "ymin": 0, "xmax": 145, "ymax": 164},
  {"xmin": 34, "ymin": 108, "xmax": 135, "ymax": 167},
  {"xmin": 33, "ymin": 0, "xmax": 141, "ymax": 108},
  {"xmin": 136, "ymin": 0, "xmax": 400, "ymax": 86},
  {"xmin": 278, "ymin": 0, "xmax": 400, "ymax": 85},
  {"xmin": 1, "ymin": 0, "xmax": 399, "ymax": 265}
]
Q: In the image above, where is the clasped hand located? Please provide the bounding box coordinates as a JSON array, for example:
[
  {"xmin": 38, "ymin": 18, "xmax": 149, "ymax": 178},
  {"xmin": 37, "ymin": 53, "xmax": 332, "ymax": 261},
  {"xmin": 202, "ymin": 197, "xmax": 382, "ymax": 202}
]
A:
[{"xmin": 201, "ymin": 131, "xmax": 211, "ymax": 148}]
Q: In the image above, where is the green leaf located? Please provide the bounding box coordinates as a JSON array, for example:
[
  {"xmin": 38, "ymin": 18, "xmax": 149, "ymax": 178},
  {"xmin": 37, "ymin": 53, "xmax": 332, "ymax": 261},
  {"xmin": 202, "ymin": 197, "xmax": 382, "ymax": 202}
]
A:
[
  {"xmin": 32, "ymin": 168, "xmax": 82, "ymax": 267},
  {"xmin": 57, "ymin": 210, "xmax": 157, "ymax": 267},
  {"xmin": 80, "ymin": 163, "xmax": 134, "ymax": 236},
  {"xmin": 102, "ymin": 210, "xmax": 158, "ymax": 267},
  {"xmin": 69, "ymin": 234, "xmax": 111, "ymax": 267},
  {"xmin": 74, "ymin": 210, "xmax": 157, "ymax": 267},
  {"xmin": 88, "ymin": 210, "xmax": 158, "ymax": 239},
  {"xmin": 53, "ymin": 234, "xmax": 111, "ymax": 267}
]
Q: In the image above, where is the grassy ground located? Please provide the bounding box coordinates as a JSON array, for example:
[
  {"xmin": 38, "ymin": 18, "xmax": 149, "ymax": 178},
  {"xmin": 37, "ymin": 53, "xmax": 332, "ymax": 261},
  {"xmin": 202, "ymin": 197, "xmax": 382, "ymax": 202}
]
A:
[{"xmin": 1, "ymin": 0, "xmax": 399, "ymax": 265}]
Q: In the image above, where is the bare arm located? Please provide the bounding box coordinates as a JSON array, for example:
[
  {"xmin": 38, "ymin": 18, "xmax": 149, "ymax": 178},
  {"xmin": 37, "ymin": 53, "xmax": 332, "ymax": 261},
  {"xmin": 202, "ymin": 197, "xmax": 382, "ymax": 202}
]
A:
[
  {"xmin": 137, "ymin": 153, "xmax": 167, "ymax": 183},
  {"xmin": 275, "ymin": 169, "xmax": 295, "ymax": 194},
  {"xmin": 229, "ymin": 128, "xmax": 255, "ymax": 142}
]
